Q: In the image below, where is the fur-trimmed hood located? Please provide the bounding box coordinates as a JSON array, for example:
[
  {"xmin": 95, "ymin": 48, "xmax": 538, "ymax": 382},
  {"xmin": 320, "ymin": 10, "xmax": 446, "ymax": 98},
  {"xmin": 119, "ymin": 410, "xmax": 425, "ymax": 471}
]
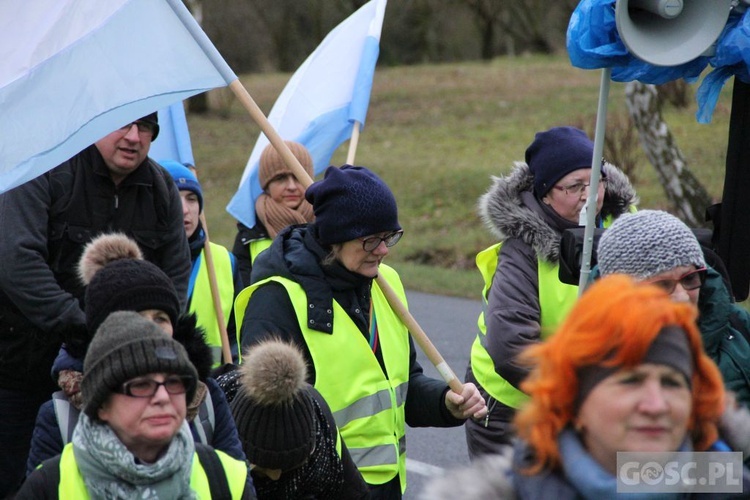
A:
[
  {"xmin": 173, "ymin": 313, "xmax": 213, "ymax": 382},
  {"xmin": 478, "ymin": 162, "xmax": 637, "ymax": 262}
]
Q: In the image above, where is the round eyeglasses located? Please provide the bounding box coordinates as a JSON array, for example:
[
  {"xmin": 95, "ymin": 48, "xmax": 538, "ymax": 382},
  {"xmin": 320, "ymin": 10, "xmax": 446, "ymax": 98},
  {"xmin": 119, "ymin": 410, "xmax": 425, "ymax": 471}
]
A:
[{"xmin": 360, "ymin": 230, "xmax": 404, "ymax": 252}]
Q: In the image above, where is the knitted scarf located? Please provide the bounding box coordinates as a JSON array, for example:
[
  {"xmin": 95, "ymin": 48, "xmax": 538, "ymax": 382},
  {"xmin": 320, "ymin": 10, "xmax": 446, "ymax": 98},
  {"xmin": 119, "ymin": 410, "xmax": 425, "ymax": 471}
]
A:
[
  {"xmin": 255, "ymin": 193, "xmax": 314, "ymax": 238},
  {"xmin": 72, "ymin": 413, "xmax": 196, "ymax": 499}
]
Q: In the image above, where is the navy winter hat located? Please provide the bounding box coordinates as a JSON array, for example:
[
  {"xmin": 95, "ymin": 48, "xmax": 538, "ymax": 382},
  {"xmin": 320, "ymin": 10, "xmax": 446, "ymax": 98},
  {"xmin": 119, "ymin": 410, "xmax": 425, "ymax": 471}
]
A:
[
  {"xmin": 139, "ymin": 112, "xmax": 160, "ymax": 141},
  {"xmin": 525, "ymin": 126, "xmax": 598, "ymax": 197},
  {"xmin": 163, "ymin": 160, "xmax": 203, "ymax": 212},
  {"xmin": 306, "ymin": 165, "xmax": 401, "ymax": 246}
]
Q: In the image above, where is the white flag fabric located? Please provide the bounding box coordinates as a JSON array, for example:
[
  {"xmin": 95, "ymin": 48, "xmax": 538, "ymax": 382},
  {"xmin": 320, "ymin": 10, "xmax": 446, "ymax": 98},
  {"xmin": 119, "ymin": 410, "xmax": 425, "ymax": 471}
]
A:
[
  {"xmin": 0, "ymin": 0, "xmax": 235, "ymax": 194},
  {"xmin": 226, "ymin": 0, "xmax": 387, "ymax": 229},
  {"xmin": 150, "ymin": 101, "xmax": 196, "ymax": 167}
]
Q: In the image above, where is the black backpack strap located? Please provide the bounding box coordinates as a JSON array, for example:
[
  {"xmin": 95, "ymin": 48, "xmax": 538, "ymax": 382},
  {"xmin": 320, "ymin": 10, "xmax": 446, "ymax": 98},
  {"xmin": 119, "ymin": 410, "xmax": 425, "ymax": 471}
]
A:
[{"xmin": 195, "ymin": 443, "xmax": 232, "ymax": 500}]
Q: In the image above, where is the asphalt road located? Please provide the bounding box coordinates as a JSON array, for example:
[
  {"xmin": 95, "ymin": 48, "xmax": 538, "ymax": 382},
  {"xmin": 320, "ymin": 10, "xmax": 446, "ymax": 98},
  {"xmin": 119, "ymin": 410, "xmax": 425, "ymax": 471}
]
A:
[{"xmin": 400, "ymin": 290, "xmax": 482, "ymax": 499}]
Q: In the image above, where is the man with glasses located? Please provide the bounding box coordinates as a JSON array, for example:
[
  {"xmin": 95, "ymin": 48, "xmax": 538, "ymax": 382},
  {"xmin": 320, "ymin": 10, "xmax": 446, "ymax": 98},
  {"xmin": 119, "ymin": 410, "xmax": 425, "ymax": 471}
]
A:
[
  {"xmin": 597, "ymin": 209, "xmax": 750, "ymax": 411},
  {"xmin": 0, "ymin": 112, "xmax": 190, "ymax": 496}
]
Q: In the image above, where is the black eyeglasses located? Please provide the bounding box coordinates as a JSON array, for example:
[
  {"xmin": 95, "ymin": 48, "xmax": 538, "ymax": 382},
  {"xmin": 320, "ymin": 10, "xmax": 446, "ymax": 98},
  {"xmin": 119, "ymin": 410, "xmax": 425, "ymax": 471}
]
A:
[
  {"xmin": 360, "ymin": 230, "xmax": 403, "ymax": 252},
  {"xmin": 648, "ymin": 267, "xmax": 707, "ymax": 294},
  {"xmin": 119, "ymin": 120, "xmax": 157, "ymax": 138},
  {"xmin": 117, "ymin": 375, "xmax": 195, "ymax": 398}
]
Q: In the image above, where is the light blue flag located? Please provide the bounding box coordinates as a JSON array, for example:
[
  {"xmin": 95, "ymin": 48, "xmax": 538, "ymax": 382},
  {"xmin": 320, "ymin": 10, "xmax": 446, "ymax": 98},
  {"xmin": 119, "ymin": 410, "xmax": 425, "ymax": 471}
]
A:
[
  {"xmin": 0, "ymin": 0, "xmax": 235, "ymax": 194},
  {"xmin": 150, "ymin": 102, "xmax": 196, "ymax": 167},
  {"xmin": 226, "ymin": 0, "xmax": 387, "ymax": 229}
]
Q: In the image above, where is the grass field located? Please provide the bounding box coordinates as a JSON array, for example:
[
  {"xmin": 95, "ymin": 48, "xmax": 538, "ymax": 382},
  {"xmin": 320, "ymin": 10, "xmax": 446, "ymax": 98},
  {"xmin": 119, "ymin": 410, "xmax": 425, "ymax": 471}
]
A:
[{"xmin": 185, "ymin": 54, "xmax": 734, "ymax": 299}]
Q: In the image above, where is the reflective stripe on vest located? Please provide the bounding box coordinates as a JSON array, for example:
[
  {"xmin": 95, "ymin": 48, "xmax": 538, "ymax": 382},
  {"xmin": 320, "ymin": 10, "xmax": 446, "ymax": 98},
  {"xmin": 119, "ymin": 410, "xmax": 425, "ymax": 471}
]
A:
[
  {"xmin": 234, "ymin": 263, "xmax": 409, "ymax": 492},
  {"xmin": 249, "ymin": 238, "xmax": 272, "ymax": 263},
  {"xmin": 470, "ymin": 242, "xmax": 578, "ymax": 408},
  {"xmin": 52, "ymin": 391, "xmax": 80, "ymax": 445},
  {"xmin": 189, "ymin": 243, "xmax": 236, "ymax": 368},
  {"xmin": 57, "ymin": 443, "xmax": 248, "ymax": 498}
]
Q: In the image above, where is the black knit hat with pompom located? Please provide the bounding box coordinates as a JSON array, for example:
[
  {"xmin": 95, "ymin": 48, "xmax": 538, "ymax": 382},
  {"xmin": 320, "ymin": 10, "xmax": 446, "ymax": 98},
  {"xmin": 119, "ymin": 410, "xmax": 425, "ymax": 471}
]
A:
[
  {"xmin": 230, "ymin": 340, "xmax": 317, "ymax": 471},
  {"xmin": 79, "ymin": 233, "xmax": 180, "ymax": 334}
]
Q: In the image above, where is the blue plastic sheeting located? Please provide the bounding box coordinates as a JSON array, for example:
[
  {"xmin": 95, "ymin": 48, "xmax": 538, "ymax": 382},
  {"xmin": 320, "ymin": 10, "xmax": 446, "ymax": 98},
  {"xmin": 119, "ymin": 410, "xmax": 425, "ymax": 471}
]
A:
[{"xmin": 567, "ymin": 0, "xmax": 749, "ymax": 123}]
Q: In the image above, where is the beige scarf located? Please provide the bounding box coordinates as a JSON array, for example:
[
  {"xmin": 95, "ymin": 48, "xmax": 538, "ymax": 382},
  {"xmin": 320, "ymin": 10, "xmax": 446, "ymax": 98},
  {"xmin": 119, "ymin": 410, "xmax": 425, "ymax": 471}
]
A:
[{"xmin": 256, "ymin": 193, "xmax": 315, "ymax": 238}]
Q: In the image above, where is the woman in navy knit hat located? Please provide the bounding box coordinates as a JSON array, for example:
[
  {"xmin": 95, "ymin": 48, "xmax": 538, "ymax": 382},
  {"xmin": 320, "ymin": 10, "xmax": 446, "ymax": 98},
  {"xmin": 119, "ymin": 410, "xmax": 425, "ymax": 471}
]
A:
[
  {"xmin": 464, "ymin": 126, "xmax": 638, "ymax": 460},
  {"xmin": 235, "ymin": 165, "xmax": 486, "ymax": 500}
]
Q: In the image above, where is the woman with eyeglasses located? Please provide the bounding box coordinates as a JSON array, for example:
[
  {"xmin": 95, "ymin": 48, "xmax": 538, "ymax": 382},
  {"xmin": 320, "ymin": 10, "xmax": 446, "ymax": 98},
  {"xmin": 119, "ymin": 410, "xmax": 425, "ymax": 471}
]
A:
[
  {"xmin": 597, "ymin": 209, "xmax": 750, "ymax": 414},
  {"xmin": 464, "ymin": 126, "xmax": 638, "ymax": 459},
  {"xmin": 235, "ymin": 165, "xmax": 486, "ymax": 499},
  {"xmin": 422, "ymin": 275, "xmax": 750, "ymax": 499},
  {"xmin": 26, "ymin": 233, "xmax": 245, "ymax": 477},
  {"xmin": 17, "ymin": 311, "xmax": 254, "ymax": 499}
]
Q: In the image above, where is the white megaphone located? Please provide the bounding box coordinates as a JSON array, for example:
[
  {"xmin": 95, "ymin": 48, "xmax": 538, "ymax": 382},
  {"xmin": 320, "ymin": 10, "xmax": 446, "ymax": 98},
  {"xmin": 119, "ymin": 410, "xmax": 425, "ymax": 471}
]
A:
[{"xmin": 615, "ymin": 0, "xmax": 732, "ymax": 66}]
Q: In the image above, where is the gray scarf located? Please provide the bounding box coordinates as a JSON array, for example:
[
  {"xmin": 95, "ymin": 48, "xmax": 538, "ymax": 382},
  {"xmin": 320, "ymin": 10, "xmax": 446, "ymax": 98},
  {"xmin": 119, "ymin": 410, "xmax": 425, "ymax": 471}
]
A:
[{"xmin": 72, "ymin": 413, "xmax": 196, "ymax": 499}]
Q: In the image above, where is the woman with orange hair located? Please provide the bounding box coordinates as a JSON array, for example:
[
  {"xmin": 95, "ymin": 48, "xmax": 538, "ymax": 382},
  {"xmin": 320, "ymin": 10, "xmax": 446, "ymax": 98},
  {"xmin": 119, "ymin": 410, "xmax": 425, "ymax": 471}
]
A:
[{"xmin": 421, "ymin": 274, "xmax": 750, "ymax": 499}]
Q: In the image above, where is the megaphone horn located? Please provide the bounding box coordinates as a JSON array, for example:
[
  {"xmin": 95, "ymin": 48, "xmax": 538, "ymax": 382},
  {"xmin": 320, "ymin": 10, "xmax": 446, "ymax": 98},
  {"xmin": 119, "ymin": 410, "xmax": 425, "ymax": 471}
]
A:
[{"xmin": 615, "ymin": 0, "xmax": 732, "ymax": 66}]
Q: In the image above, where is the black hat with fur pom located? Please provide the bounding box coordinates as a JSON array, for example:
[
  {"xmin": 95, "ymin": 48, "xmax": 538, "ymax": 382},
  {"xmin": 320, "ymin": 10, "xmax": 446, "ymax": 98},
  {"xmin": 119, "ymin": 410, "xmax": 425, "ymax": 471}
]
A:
[
  {"xmin": 79, "ymin": 233, "xmax": 180, "ymax": 333},
  {"xmin": 230, "ymin": 340, "xmax": 317, "ymax": 471}
]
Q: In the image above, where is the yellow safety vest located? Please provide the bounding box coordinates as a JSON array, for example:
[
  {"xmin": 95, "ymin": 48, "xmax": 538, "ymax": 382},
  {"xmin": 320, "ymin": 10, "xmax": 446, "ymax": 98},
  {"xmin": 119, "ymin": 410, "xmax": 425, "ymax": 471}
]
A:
[
  {"xmin": 249, "ymin": 238, "xmax": 272, "ymax": 264},
  {"xmin": 190, "ymin": 242, "xmax": 237, "ymax": 367},
  {"xmin": 470, "ymin": 242, "xmax": 578, "ymax": 408},
  {"xmin": 56, "ymin": 443, "xmax": 248, "ymax": 498},
  {"xmin": 235, "ymin": 264, "xmax": 409, "ymax": 492}
]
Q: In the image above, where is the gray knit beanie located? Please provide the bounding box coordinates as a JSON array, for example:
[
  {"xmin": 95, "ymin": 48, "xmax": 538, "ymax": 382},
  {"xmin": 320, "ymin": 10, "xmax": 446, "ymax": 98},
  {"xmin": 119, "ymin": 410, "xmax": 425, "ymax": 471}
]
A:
[
  {"xmin": 82, "ymin": 311, "xmax": 198, "ymax": 419},
  {"xmin": 597, "ymin": 210, "xmax": 705, "ymax": 279}
]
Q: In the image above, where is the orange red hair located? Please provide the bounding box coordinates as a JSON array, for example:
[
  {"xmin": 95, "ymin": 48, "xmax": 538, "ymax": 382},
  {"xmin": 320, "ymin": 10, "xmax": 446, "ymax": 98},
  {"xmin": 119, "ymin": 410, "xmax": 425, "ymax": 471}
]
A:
[{"xmin": 514, "ymin": 274, "xmax": 725, "ymax": 474}]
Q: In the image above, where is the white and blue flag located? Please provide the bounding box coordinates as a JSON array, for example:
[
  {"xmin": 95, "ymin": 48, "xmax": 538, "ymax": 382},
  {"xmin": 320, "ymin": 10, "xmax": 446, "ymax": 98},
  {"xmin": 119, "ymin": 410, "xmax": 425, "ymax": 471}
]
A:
[
  {"xmin": 0, "ymin": 0, "xmax": 234, "ymax": 194},
  {"xmin": 226, "ymin": 0, "xmax": 387, "ymax": 229}
]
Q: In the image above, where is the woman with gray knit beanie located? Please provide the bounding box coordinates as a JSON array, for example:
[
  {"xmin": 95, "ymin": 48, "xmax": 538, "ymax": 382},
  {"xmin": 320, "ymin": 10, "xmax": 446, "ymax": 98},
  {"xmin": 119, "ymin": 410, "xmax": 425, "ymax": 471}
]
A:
[
  {"xmin": 232, "ymin": 141, "xmax": 316, "ymax": 287},
  {"xmin": 218, "ymin": 339, "xmax": 370, "ymax": 499},
  {"xmin": 596, "ymin": 209, "xmax": 750, "ymax": 448},
  {"xmin": 17, "ymin": 311, "xmax": 254, "ymax": 498},
  {"xmin": 25, "ymin": 233, "xmax": 245, "ymax": 477}
]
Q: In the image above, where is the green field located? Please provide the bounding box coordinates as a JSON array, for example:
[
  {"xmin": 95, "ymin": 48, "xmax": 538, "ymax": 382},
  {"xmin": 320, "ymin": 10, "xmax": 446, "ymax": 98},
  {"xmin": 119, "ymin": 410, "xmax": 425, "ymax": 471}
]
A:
[{"xmin": 186, "ymin": 54, "xmax": 734, "ymax": 299}]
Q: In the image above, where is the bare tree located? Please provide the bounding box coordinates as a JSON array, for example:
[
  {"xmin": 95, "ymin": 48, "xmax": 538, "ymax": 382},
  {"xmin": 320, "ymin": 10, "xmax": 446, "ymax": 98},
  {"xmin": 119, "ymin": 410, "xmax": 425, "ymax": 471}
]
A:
[
  {"xmin": 625, "ymin": 82, "xmax": 712, "ymax": 227},
  {"xmin": 457, "ymin": 0, "xmax": 504, "ymax": 59}
]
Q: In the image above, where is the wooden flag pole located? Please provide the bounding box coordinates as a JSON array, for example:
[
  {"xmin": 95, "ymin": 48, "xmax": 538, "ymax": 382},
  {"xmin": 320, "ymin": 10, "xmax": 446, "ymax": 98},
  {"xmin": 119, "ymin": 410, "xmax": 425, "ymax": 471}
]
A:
[
  {"xmin": 228, "ymin": 79, "xmax": 463, "ymax": 392},
  {"xmin": 346, "ymin": 120, "xmax": 361, "ymax": 165},
  {"xmin": 190, "ymin": 167, "xmax": 233, "ymax": 365}
]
